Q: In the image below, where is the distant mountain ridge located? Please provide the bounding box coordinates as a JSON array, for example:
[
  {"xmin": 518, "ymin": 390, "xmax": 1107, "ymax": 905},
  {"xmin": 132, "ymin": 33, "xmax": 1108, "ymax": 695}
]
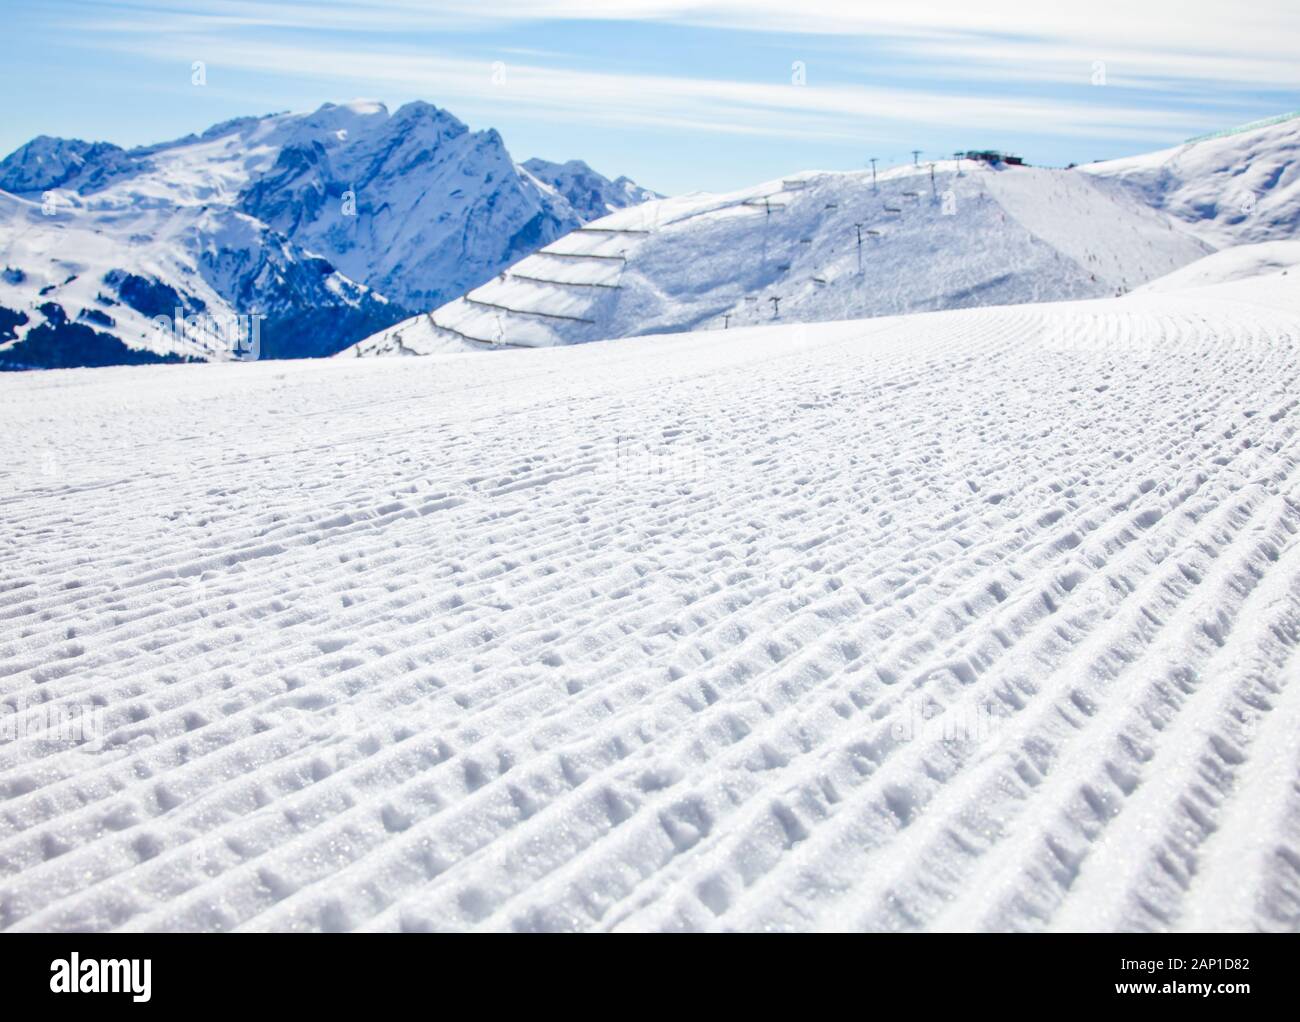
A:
[
  {"xmin": 0, "ymin": 100, "xmax": 655, "ymax": 368},
  {"xmin": 521, "ymin": 158, "xmax": 661, "ymax": 222}
]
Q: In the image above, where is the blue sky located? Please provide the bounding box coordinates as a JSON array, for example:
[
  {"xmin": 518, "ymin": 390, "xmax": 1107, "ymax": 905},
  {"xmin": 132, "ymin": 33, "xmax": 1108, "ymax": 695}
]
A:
[{"xmin": 4, "ymin": 0, "xmax": 1299, "ymax": 194}]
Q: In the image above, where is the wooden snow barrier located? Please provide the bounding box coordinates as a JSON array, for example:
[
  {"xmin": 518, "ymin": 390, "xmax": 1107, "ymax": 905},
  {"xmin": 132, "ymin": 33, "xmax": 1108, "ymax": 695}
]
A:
[
  {"xmin": 424, "ymin": 313, "xmax": 525, "ymax": 349},
  {"xmin": 575, "ymin": 226, "xmax": 650, "ymax": 235},
  {"xmin": 463, "ymin": 295, "xmax": 596, "ymax": 324},
  {"xmin": 509, "ymin": 272, "xmax": 623, "ymax": 290},
  {"xmin": 536, "ymin": 250, "xmax": 627, "ymax": 262},
  {"xmin": 659, "ymin": 191, "xmax": 791, "ymax": 228}
]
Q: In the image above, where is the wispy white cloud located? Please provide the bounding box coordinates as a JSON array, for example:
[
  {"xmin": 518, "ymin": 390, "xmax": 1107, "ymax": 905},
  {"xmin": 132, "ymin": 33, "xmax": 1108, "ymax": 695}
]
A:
[
  {"xmin": 894, "ymin": 36, "xmax": 1300, "ymax": 92},
  {"xmin": 88, "ymin": 33, "xmax": 1221, "ymax": 146},
  {"xmin": 78, "ymin": 0, "xmax": 1300, "ymax": 73},
  {"xmin": 42, "ymin": 0, "xmax": 1298, "ymax": 188}
]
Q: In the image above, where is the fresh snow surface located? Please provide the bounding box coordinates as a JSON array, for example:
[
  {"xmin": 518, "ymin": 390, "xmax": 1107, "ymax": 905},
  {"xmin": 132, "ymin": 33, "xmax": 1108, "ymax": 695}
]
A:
[
  {"xmin": 4, "ymin": 275, "xmax": 1300, "ymax": 932},
  {"xmin": 347, "ymin": 159, "xmax": 1210, "ymax": 355},
  {"xmin": 1134, "ymin": 240, "xmax": 1300, "ymax": 293}
]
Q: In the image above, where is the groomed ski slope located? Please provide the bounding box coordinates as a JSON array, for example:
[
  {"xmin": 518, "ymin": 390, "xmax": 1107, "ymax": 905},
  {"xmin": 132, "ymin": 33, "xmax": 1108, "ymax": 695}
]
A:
[{"xmin": 3, "ymin": 274, "xmax": 1300, "ymax": 932}]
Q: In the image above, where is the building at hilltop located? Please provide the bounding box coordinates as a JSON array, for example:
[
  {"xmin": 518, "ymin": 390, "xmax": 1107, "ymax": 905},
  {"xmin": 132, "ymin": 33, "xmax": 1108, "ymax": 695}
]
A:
[{"xmin": 960, "ymin": 150, "xmax": 1026, "ymax": 166}]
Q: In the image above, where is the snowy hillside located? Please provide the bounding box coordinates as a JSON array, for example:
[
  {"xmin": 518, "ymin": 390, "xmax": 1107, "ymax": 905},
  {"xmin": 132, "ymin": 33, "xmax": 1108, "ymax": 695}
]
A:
[
  {"xmin": 1135, "ymin": 240, "xmax": 1300, "ymax": 293},
  {"xmin": 3, "ymin": 271, "xmax": 1299, "ymax": 932},
  {"xmin": 0, "ymin": 190, "xmax": 396, "ymax": 368},
  {"xmin": 0, "ymin": 101, "xmax": 653, "ymax": 368},
  {"xmin": 1085, "ymin": 112, "xmax": 1300, "ymax": 247},
  {"xmin": 348, "ymin": 158, "xmax": 1212, "ymax": 355}
]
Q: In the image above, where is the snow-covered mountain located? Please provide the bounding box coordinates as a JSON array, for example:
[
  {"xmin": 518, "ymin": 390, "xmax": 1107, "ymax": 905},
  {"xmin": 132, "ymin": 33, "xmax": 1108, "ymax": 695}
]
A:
[
  {"xmin": 0, "ymin": 101, "xmax": 654, "ymax": 368},
  {"xmin": 0, "ymin": 137, "xmax": 139, "ymax": 194},
  {"xmin": 349, "ymin": 113, "xmax": 1300, "ymax": 358},
  {"xmin": 0, "ymin": 189, "xmax": 398, "ymax": 368},
  {"xmin": 234, "ymin": 102, "xmax": 623, "ymax": 311},
  {"xmin": 522, "ymin": 158, "xmax": 661, "ymax": 222},
  {"xmin": 1083, "ymin": 112, "xmax": 1300, "ymax": 246},
  {"xmin": 347, "ymin": 158, "xmax": 1213, "ymax": 355}
]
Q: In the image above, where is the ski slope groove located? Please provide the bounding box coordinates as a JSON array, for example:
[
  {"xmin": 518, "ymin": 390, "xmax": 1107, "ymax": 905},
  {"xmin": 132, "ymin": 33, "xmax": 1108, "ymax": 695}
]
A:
[{"xmin": 2, "ymin": 274, "xmax": 1300, "ymax": 932}]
